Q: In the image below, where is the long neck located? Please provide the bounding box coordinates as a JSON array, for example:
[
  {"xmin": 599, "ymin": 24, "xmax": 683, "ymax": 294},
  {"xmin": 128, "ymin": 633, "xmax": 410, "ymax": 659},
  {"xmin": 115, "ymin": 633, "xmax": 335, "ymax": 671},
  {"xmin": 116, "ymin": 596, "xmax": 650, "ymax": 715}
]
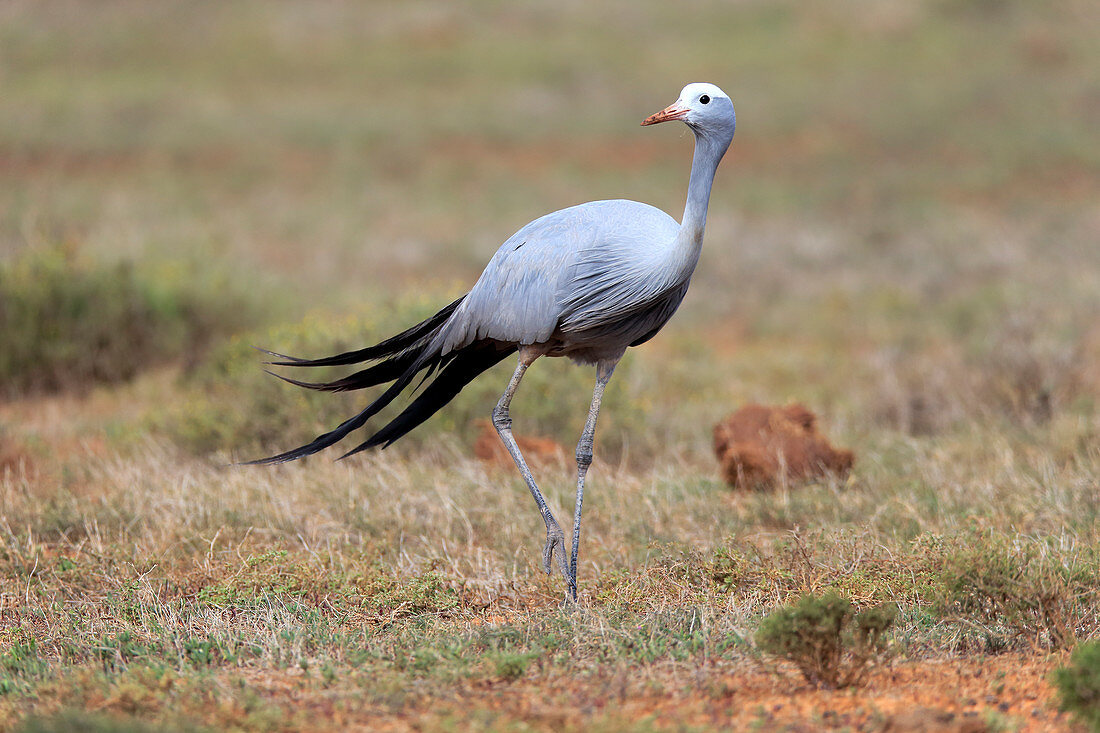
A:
[{"xmin": 678, "ymin": 133, "xmax": 729, "ymax": 249}]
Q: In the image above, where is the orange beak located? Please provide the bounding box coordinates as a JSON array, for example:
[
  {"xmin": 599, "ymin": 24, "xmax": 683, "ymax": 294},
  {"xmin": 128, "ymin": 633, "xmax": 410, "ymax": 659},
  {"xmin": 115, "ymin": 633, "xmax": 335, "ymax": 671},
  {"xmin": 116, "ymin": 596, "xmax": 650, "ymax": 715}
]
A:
[{"xmin": 641, "ymin": 102, "xmax": 689, "ymax": 126}]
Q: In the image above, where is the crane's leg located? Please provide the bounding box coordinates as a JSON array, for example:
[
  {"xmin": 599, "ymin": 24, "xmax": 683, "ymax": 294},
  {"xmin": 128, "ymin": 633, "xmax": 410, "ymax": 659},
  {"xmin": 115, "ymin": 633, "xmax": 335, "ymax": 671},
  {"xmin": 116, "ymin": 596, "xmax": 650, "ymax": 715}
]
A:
[
  {"xmin": 492, "ymin": 347, "xmax": 569, "ymax": 583},
  {"xmin": 568, "ymin": 358, "xmax": 618, "ymax": 601}
]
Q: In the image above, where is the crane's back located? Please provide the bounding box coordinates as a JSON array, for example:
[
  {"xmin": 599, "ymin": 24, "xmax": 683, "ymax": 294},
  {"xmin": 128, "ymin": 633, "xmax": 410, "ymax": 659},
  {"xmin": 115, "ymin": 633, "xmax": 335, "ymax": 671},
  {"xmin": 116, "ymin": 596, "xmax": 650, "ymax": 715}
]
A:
[{"xmin": 436, "ymin": 199, "xmax": 682, "ymax": 357}]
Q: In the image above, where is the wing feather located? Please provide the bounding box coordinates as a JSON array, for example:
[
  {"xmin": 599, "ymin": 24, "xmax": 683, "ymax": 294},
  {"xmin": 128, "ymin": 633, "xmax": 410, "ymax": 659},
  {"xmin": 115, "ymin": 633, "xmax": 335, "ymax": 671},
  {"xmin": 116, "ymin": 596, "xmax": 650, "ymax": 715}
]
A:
[{"xmin": 435, "ymin": 200, "xmax": 681, "ymax": 353}]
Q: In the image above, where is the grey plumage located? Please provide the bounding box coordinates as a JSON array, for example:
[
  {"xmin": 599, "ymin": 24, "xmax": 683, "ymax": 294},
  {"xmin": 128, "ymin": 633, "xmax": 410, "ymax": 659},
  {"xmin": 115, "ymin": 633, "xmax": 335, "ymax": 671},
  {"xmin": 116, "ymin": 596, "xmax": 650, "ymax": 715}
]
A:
[{"xmin": 248, "ymin": 82, "xmax": 737, "ymax": 601}]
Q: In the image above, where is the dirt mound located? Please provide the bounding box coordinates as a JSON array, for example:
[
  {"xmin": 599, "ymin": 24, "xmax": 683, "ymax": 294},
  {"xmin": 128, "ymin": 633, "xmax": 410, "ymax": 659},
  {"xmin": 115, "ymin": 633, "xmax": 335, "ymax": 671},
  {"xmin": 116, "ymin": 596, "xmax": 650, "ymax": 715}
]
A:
[
  {"xmin": 472, "ymin": 420, "xmax": 566, "ymax": 468},
  {"xmin": 713, "ymin": 404, "xmax": 853, "ymax": 489}
]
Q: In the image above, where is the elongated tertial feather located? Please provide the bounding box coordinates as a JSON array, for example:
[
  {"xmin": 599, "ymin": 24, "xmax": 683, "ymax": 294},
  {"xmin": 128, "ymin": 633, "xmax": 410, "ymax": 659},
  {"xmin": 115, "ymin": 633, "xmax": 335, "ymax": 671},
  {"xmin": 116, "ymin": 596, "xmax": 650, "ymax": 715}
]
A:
[
  {"xmin": 242, "ymin": 347, "xmax": 444, "ymax": 465},
  {"xmin": 339, "ymin": 343, "xmax": 514, "ymax": 458},
  {"xmin": 260, "ymin": 296, "xmax": 464, "ymax": 368},
  {"xmin": 262, "ymin": 350, "xmax": 417, "ymax": 393}
]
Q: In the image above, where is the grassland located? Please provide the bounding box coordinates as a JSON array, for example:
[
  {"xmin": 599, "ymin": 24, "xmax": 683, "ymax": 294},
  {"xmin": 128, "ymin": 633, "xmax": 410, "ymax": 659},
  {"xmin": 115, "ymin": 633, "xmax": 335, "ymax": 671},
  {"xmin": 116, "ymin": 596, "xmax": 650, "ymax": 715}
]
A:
[{"xmin": 2, "ymin": 0, "xmax": 1100, "ymax": 730}]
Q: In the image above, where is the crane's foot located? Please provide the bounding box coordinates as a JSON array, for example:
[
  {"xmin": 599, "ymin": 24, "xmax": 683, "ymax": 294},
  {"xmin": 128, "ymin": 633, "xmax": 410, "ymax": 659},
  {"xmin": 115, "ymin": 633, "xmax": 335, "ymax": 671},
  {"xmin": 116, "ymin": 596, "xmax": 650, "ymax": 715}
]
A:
[{"xmin": 542, "ymin": 521, "xmax": 570, "ymax": 585}]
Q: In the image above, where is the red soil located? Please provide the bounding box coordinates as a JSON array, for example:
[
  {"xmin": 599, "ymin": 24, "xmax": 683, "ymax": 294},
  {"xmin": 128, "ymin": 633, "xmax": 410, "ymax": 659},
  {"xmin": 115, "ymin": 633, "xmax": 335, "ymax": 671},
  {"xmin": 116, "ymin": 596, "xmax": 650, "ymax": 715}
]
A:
[{"xmin": 713, "ymin": 403, "xmax": 854, "ymax": 489}]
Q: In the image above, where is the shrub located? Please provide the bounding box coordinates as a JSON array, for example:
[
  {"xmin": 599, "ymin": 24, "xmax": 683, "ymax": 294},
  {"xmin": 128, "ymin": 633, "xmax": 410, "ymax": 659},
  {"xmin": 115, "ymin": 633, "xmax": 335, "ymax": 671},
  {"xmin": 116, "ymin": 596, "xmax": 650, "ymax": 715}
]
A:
[
  {"xmin": 0, "ymin": 244, "xmax": 255, "ymax": 397},
  {"xmin": 492, "ymin": 651, "xmax": 539, "ymax": 681},
  {"xmin": 1053, "ymin": 641, "xmax": 1100, "ymax": 732},
  {"xmin": 754, "ymin": 592, "xmax": 897, "ymax": 689}
]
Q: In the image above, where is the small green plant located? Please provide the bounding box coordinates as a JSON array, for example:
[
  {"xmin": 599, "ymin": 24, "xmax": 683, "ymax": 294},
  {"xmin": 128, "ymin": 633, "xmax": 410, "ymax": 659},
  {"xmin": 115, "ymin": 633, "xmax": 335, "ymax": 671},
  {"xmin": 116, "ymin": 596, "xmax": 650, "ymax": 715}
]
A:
[
  {"xmin": 1053, "ymin": 641, "xmax": 1100, "ymax": 732},
  {"xmin": 0, "ymin": 635, "xmax": 50, "ymax": 694},
  {"xmin": 357, "ymin": 567, "xmax": 460, "ymax": 618},
  {"xmin": 182, "ymin": 636, "xmax": 237, "ymax": 667},
  {"xmin": 754, "ymin": 592, "xmax": 897, "ymax": 689},
  {"xmin": 709, "ymin": 547, "xmax": 755, "ymax": 593},
  {"xmin": 95, "ymin": 632, "xmax": 154, "ymax": 673}
]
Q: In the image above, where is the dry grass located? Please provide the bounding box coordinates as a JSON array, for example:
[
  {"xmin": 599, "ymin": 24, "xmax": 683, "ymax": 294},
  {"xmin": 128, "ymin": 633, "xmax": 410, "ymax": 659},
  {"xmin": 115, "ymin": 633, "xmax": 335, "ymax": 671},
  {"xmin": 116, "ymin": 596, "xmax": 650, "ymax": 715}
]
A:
[{"xmin": 1, "ymin": 420, "xmax": 1096, "ymax": 728}]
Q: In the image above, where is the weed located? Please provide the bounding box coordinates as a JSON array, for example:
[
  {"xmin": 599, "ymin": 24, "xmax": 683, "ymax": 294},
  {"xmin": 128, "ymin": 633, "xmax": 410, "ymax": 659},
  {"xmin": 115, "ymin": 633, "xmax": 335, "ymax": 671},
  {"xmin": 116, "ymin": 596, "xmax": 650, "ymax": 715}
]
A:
[
  {"xmin": 755, "ymin": 593, "xmax": 897, "ymax": 689},
  {"xmin": 356, "ymin": 565, "xmax": 460, "ymax": 618},
  {"xmin": 615, "ymin": 610, "xmax": 708, "ymax": 664},
  {"xmin": 95, "ymin": 633, "xmax": 154, "ymax": 673},
  {"xmin": 181, "ymin": 637, "xmax": 237, "ymax": 668},
  {"xmin": 0, "ymin": 636, "xmax": 50, "ymax": 694},
  {"xmin": 709, "ymin": 547, "xmax": 757, "ymax": 593},
  {"xmin": 1053, "ymin": 641, "xmax": 1100, "ymax": 732}
]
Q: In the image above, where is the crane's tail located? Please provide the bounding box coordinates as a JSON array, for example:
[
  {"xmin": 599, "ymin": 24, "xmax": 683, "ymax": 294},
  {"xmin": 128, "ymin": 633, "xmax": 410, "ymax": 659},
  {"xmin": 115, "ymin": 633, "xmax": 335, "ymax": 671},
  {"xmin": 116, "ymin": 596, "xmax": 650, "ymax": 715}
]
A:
[
  {"xmin": 240, "ymin": 357, "xmax": 430, "ymax": 465},
  {"xmin": 243, "ymin": 340, "xmax": 513, "ymax": 465},
  {"xmin": 262, "ymin": 355, "xmax": 414, "ymax": 393},
  {"xmin": 339, "ymin": 342, "xmax": 515, "ymax": 458},
  {"xmin": 257, "ymin": 296, "xmax": 465, "ymax": 369},
  {"xmin": 243, "ymin": 294, "xmax": 514, "ymax": 465}
]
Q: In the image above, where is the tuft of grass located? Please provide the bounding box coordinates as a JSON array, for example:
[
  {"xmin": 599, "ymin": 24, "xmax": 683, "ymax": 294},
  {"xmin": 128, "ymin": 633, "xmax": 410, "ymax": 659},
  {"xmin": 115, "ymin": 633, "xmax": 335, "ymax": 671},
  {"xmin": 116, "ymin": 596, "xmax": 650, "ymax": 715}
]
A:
[
  {"xmin": 1054, "ymin": 641, "xmax": 1100, "ymax": 732},
  {"xmin": 0, "ymin": 634, "xmax": 50, "ymax": 696},
  {"xmin": 491, "ymin": 650, "xmax": 540, "ymax": 682},
  {"xmin": 932, "ymin": 526, "xmax": 1100, "ymax": 649},
  {"xmin": 754, "ymin": 592, "xmax": 897, "ymax": 689}
]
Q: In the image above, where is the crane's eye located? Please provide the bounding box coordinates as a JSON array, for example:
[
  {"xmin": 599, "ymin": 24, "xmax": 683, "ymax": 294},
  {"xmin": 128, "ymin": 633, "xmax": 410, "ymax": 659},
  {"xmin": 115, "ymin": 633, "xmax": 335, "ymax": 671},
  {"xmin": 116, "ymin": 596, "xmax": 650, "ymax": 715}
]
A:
[{"xmin": 699, "ymin": 94, "xmax": 710, "ymax": 105}]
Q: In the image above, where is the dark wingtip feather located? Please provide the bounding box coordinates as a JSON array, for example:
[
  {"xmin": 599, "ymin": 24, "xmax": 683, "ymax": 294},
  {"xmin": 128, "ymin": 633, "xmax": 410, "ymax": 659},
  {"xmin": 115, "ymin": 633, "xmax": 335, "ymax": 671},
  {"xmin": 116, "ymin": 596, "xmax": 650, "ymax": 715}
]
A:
[
  {"xmin": 237, "ymin": 443, "xmax": 321, "ymax": 466},
  {"xmin": 265, "ymin": 353, "xmax": 421, "ymax": 394},
  {"xmin": 243, "ymin": 297, "xmax": 480, "ymax": 465},
  {"xmin": 335, "ymin": 443, "xmax": 371, "ymax": 461},
  {"xmin": 263, "ymin": 369, "xmax": 325, "ymax": 390},
  {"xmin": 336, "ymin": 343, "xmax": 514, "ymax": 461},
  {"xmin": 333, "ymin": 431, "xmax": 393, "ymax": 460},
  {"xmin": 242, "ymin": 348, "xmax": 446, "ymax": 466},
  {"xmin": 253, "ymin": 346, "xmax": 310, "ymax": 366},
  {"xmin": 240, "ymin": 427, "xmax": 359, "ymax": 467},
  {"xmin": 256, "ymin": 296, "xmax": 467, "ymax": 369}
]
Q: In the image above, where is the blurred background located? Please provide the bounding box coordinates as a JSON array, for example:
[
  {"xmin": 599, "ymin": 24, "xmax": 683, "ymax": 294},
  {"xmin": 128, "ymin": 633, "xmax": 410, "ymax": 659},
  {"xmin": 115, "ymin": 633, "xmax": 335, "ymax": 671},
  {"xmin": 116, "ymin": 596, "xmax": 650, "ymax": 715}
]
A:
[{"xmin": 2, "ymin": 0, "xmax": 1099, "ymax": 462}]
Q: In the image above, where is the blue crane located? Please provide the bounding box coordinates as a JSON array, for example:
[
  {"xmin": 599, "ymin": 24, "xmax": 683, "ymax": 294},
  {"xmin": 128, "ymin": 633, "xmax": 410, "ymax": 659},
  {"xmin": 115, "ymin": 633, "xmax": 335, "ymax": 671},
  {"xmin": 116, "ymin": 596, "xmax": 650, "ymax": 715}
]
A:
[{"xmin": 250, "ymin": 83, "xmax": 737, "ymax": 600}]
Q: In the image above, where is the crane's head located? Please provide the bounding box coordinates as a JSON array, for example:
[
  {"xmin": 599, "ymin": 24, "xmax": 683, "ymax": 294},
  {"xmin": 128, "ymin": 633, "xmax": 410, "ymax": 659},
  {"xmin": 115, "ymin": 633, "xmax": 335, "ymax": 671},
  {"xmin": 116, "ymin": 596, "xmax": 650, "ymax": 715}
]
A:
[{"xmin": 641, "ymin": 83, "xmax": 735, "ymax": 142}]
